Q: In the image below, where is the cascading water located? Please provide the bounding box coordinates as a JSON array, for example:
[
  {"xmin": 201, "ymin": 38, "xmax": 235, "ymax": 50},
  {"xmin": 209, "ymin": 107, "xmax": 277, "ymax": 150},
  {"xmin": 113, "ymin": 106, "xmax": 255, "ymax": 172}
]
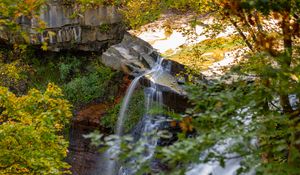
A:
[
  {"xmin": 186, "ymin": 139, "xmax": 256, "ymax": 175},
  {"xmin": 105, "ymin": 53, "xmax": 254, "ymax": 175},
  {"xmin": 116, "ymin": 56, "xmax": 165, "ymax": 136},
  {"xmin": 118, "ymin": 78, "xmax": 166, "ymax": 175},
  {"xmin": 105, "ymin": 56, "xmax": 165, "ymax": 175}
]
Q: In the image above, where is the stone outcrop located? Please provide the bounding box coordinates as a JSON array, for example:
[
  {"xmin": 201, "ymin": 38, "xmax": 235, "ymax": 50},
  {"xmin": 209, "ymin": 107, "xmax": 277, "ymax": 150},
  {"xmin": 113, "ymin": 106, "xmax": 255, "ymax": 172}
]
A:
[
  {"xmin": 0, "ymin": 0, "xmax": 125, "ymax": 51},
  {"xmin": 102, "ymin": 33, "xmax": 158, "ymax": 75},
  {"xmin": 102, "ymin": 33, "xmax": 192, "ymax": 112}
]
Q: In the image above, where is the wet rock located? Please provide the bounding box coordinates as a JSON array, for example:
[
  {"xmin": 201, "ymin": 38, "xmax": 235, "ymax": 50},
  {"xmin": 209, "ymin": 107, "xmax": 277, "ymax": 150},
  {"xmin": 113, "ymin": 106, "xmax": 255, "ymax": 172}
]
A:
[
  {"xmin": 144, "ymin": 71, "xmax": 186, "ymax": 95},
  {"xmin": 67, "ymin": 122, "xmax": 103, "ymax": 175},
  {"xmin": 67, "ymin": 103, "xmax": 109, "ymax": 175},
  {"xmin": 162, "ymin": 59, "xmax": 186, "ymax": 77},
  {"xmin": 140, "ymin": 75, "xmax": 191, "ymax": 113},
  {"xmin": 102, "ymin": 33, "xmax": 193, "ymax": 112}
]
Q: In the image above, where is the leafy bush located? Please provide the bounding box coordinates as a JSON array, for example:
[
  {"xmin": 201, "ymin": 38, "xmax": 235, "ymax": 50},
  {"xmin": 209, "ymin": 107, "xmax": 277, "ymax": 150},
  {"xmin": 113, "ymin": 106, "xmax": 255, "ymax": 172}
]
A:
[
  {"xmin": 28, "ymin": 55, "xmax": 83, "ymax": 90},
  {"xmin": 63, "ymin": 65, "xmax": 115, "ymax": 104},
  {"xmin": 0, "ymin": 83, "xmax": 72, "ymax": 174},
  {"xmin": 25, "ymin": 54, "xmax": 119, "ymax": 105},
  {"xmin": 59, "ymin": 57, "xmax": 81, "ymax": 81},
  {"xmin": 0, "ymin": 60, "xmax": 29, "ymax": 94}
]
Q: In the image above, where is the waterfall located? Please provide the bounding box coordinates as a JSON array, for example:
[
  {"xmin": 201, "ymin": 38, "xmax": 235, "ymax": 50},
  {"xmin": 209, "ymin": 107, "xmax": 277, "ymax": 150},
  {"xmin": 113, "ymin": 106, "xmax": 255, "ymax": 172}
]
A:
[
  {"xmin": 105, "ymin": 54, "xmax": 253, "ymax": 175},
  {"xmin": 105, "ymin": 56, "xmax": 165, "ymax": 175},
  {"xmin": 116, "ymin": 56, "xmax": 164, "ymax": 136},
  {"xmin": 116, "ymin": 73, "xmax": 147, "ymax": 136}
]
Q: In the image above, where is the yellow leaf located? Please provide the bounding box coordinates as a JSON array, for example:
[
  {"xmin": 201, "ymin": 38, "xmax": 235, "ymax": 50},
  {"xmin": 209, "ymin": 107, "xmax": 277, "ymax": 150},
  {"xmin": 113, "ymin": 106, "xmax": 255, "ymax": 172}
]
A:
[{"xmin": 290, "ymin": 74, "xmax": 299, "ymax": 82}]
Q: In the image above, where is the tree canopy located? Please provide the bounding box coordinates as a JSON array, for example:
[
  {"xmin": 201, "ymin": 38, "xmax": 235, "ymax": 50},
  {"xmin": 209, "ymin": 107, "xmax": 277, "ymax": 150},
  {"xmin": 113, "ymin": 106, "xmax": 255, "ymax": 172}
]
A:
[
  {"xmin": 0, "ymin": 83, "xmax": 72, "ymax": 174},
  {"xmin": 1, "ymin": 0, "xmax": 300, "ymax": 175}
]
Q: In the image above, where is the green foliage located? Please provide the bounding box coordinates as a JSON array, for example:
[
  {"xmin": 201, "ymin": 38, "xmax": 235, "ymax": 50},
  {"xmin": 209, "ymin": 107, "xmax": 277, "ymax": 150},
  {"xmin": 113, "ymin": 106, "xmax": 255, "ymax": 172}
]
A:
[
  {"xmin": 101, "ymin": 89, "xmax": 145, "ymax": 133},
  {"xmin": 118, "ymin": 0, "xmax": 162, "ymax": 29},
  {"xmin": 98, "ymin": 23, "xmax": 111, "ymax": 33},
  {"xmin": 63, "ymin": 65, "xmax": 115, "ymax": 104},
  {"xmin": 0, "ymin": 0, "xmax": 46, "ymax": 45},
  {"xmin": 158, "ymin": 56, "xmax": 300, "ymax": 174},
  {"xmin": 25, "ymin": 54, "xmax": 118, "ymax": 105},
  {"xmin": 58, "ymin": 57, "xmax": 81, "ymax": 82},
  {"xmin": 0, "ymin": 48, "xmax": 32, "ymax": 94},
  {"xmin": 101, "ymin": 102, "xmax": 120, "ymax": 132},
  {"xmin": 0, "ymin": 60, "xmax": 29, "ymax": 93},
  {"xmin": 0, "ymin": 0, "xmax": 45, "ymax": 26},
  {"xmin": 1, "ymin": 0, "xmax": 300, "ymax": 175},
  {"xmin": 88, "ymin": 1, "xmax": 300, "ymax": 175},
  {"xmin": 0, "ymin": 83, "xmax": 72, "ymax": 174},
  {"xmin": 73, "ymin": 0, "xmax": 121, "ymax": 6},
  {"xmin": 27, "ymin": 55, "xmax": 83, "ymax": 90}
]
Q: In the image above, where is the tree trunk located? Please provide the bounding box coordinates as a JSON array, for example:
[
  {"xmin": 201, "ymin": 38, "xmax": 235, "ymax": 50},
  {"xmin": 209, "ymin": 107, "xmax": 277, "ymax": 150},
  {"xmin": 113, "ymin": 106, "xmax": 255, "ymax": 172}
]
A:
[
  {"xmin": 280, "ymin": 13, "xmax": 293, "ymax": 114},
  {"xmin": 229, "ymin": 17, "xmax": 254, "ymax": 52},
  {"xmin": 282, "ymin": 16, "xmax": 293, "ymax": 67}
]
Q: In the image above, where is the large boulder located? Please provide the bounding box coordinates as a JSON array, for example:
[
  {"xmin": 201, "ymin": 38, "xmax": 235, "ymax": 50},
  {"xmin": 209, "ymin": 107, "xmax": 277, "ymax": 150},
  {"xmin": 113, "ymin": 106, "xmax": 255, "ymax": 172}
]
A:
[{"xmin": 101, "ymin": 33, "xmax": 158, "ymax": 75}]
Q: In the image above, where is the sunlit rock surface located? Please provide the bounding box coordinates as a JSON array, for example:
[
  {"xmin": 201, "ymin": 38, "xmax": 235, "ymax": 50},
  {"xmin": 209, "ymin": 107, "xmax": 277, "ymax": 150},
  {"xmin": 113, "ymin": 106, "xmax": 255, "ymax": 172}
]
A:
[
  {"xmin": 102, "ymin": 33, "xmax": 191, "ymax": 112},
  {"xmin": 129, "ymin": 12, "xmax": 236, "ymax": 55},
  {"xmin": 0, "ymin": 0, "xmax": 125, "ymax": 51},
  {"xmin": 102, "ymin": 33, "xmax": 158, "ymax": 75},
  {"xmin": 102, "ymin": 33, "xmax": 186, "ymax": 92}
]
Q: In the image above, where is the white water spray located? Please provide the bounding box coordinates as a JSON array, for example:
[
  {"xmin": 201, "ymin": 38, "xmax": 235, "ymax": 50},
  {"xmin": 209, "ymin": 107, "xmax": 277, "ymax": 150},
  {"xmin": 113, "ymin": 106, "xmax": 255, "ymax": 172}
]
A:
[{"xmin": 105, "ymin": 56, "xmax": 165, "ymax": 175}]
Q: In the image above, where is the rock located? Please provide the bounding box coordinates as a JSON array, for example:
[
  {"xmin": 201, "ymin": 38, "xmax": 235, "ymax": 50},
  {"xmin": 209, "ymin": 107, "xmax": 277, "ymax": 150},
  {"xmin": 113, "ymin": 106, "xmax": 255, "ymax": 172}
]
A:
[
  {"xmin": 144, "ymin": 71, "xmax": 186, "ymax": 95},
  {"xmin": 67, "ymin": 122, "xmax": 103, "ymax": 175},
  {"xmin": 1, "ymin": 1, "xmax": 125, "ymax": 52},
  {"xmin": 67, "ymin": 103, "xmax": 106, "ymax": 175},
  {"xmin": 162, "ymin": 59, "xmax": 186, "ymax": 76},
  {"xmin": 102, "ymin": 33, "xmax": 156, "ymax": 76},
  {"xmin": 102, "ymin": 33, "xmax": 193, "ymax": 112}
]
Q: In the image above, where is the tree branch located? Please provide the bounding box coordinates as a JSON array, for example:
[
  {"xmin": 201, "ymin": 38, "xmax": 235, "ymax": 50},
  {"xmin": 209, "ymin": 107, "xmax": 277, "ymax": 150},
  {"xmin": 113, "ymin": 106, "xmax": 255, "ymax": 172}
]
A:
[{"xmin": 229, "ymin": 17, "xmax": 254, "ymax": 52}]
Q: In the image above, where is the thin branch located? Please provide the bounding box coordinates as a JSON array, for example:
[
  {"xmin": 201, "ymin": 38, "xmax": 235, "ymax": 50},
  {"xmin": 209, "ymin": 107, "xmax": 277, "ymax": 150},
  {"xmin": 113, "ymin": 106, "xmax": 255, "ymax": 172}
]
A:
[
  {"xmin": 228, "ymin": 17, "xmax": 254, "ymax": 52},
  {"xmin": 243, "ymin": 10, "xmax": 258, "ymax": 43},
  {"xmin": 269, "ymin": 101, "xmax": 282, "ymax": 112}
]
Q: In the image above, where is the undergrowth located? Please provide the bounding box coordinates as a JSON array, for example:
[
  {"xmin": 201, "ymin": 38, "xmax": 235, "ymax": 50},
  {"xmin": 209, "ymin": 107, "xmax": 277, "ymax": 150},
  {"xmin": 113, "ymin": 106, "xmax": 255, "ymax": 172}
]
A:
[
  {"xmin": 101, "ymin": 89, "xmax": 146, "ymax": 133},
  {"xmin": 0, "ymin": 47, "xmax": 120, "ymax": 106}
]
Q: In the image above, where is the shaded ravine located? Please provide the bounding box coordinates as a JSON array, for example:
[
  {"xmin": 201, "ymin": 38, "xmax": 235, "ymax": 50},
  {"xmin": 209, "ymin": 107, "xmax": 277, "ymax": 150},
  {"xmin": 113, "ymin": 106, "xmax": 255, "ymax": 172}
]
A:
[
  {"xmin": 66, "ymin": 76, "xmax": 131, "ymax": 175},
  {"xmin": 67, "ymin": 103, "xmax": 110, "ymax": 175},
  {"xmin": 66, "ymin": 32, "xmax": 255, "ymax": 175}
]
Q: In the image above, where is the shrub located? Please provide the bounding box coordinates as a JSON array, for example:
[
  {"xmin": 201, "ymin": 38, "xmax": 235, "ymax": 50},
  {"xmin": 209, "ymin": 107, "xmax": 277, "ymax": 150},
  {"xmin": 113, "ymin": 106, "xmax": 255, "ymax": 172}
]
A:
[
  {"xmin": 0, "ymin": 83, "xmax": 72, "ymax": 174},
  {"xmin": 0, "ymin": 60, "xmax": 29, "ymax": 95},
  {"xmin": 59, "ymin": 57, "xmax": 81, "ymax": 81},
  {"xmin": 63, "ymin": 65, "xmax": 115, "ymax": 104}
]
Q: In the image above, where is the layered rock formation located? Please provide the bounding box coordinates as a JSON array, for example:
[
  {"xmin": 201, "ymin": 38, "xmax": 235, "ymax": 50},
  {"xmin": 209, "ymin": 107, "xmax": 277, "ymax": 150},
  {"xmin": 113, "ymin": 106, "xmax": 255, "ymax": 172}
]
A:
[
  {"xmin": 102, "ymin": 33, "xmax": 158, "ymax": 75},
  {"xmin": 102, "ymin": 33, "xmax": 191, "ymax": 112},
  {"xmin": 0, "ymin": 0, "xmax": 125, "ymax": 51}
]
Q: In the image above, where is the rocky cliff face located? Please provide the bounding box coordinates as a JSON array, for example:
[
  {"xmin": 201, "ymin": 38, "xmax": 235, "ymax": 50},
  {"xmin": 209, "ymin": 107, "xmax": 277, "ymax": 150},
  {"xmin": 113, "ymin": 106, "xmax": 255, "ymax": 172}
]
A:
[{"xmin": 0, "ymin": 0, "xmax": 125, "ymax": 51}]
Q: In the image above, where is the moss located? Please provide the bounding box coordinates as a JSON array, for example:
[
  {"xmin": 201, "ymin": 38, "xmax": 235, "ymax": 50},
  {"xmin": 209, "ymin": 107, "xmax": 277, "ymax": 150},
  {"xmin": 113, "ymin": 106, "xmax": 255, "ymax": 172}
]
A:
[
  {"xmin": 99, "ymin": 23, "xmax": 111, "ymax": 33},
  {"xmin": 101, "ymin": 89, "xmax": 146, "ymax": 133}
]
